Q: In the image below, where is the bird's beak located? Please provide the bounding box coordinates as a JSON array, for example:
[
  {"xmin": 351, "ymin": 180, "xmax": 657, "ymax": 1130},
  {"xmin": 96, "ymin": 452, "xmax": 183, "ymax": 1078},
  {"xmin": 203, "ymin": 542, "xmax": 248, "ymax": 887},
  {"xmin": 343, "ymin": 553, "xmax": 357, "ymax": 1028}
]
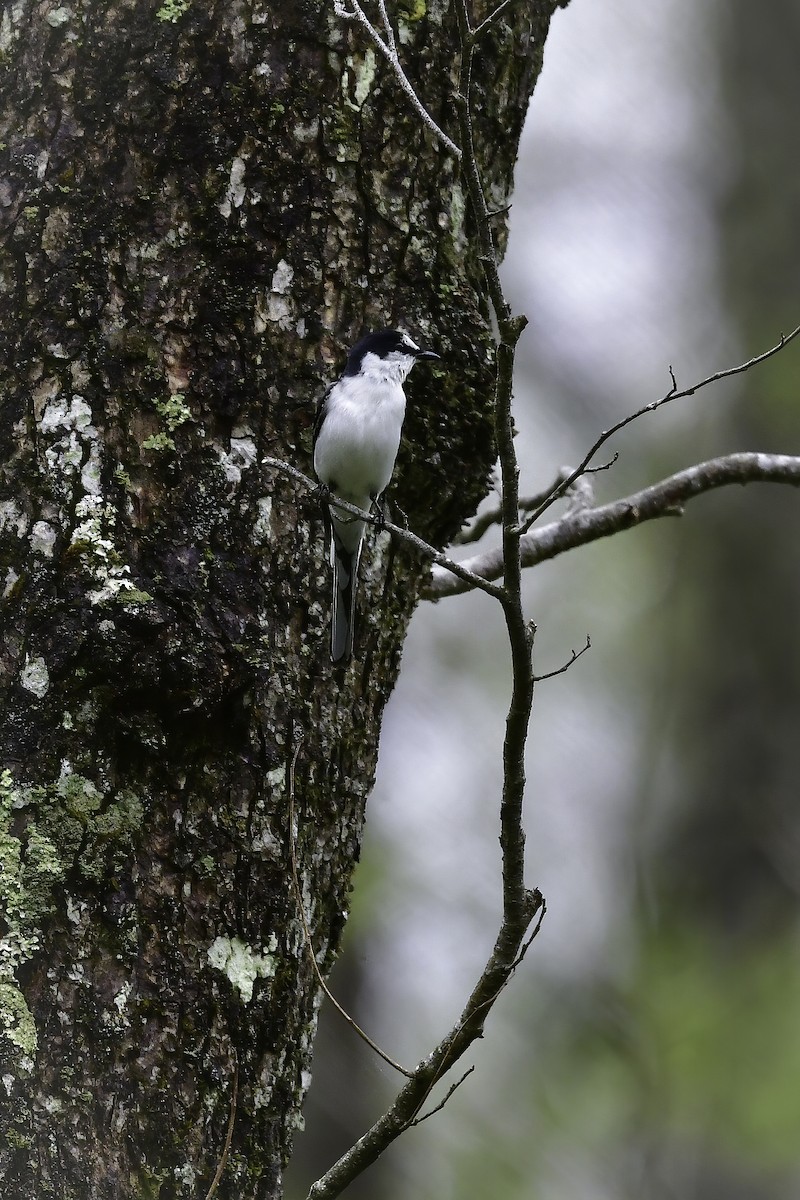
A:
[{"xmin": 416, "ymin": 349, "xmax": 440, "ymax": 361}]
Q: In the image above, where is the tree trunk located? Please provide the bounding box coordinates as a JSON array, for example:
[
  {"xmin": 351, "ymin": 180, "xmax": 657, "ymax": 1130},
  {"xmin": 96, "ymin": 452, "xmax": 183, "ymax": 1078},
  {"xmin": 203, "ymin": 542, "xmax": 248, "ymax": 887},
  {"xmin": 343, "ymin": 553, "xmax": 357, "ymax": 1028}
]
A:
[{"xmin": 0, "ymin": 1, "xmax": 561, "ymax": 1195}]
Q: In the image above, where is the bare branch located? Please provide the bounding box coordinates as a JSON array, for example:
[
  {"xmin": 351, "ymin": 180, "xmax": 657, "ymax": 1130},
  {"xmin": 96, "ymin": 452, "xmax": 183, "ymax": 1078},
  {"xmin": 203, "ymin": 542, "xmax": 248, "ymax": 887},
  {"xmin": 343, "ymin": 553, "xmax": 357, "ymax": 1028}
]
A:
[
  {"xmin": 304, "ymin": 4, "xmax": 544, "ymax": 1196},
  {"xmin": 261, "ymin": 456, "xmax": 507, "ymax": 602},
  {"xmin": 533, "ymin": 636, "xmax": 591, "ymax": 683},
  {"xmin": 287, "ymin": 737, "xmax": 413, "ymax": 1079},
  {"xmin": 334, "ymin": 0, "xmax": 462, "ymax": 158},
  {"xmin": 427, "ymin": 451, "xmax": 800, "ymax": 598},
  {"xmin": 525, "ymin": 325, "xmax": 800, "ymax": 526},
  {"xmin": 305, "ymin": 889, "xmax": 545, "ymax": 1200}
]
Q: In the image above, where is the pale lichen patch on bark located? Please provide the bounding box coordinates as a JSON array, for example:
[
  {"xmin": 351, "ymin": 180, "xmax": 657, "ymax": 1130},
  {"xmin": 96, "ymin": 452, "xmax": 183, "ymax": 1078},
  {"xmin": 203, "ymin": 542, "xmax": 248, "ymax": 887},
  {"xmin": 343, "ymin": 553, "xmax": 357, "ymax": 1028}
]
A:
[
  {"xmin": 207, "ymin": 934, "xmax": 278, "ymax": 1003},
  {"xmin": 19, "ymin": 656, "xmax": 49, "ymax": 698},
  {"xmin": 219, "ymin": 155, "xmax": 247, "ymax": 219}
]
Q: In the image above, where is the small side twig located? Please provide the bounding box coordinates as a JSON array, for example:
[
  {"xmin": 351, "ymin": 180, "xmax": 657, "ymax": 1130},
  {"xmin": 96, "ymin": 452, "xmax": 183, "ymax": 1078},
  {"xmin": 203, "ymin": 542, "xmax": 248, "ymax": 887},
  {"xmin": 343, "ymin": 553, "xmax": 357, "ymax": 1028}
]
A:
[
  {"xmin": 533, "ymin": 636, "xmax": 591, "ymax": 683},
  {"xmin": 287, "ymin": 737, "xmax": 413, "ymax": 1079},
  {"xmin": 408, "ymin": 1066, "xmax": 476, "ymax": 1127},
  {"xmin": 203, "ymin": 1052, "xmax": 239, "ymax": 1200},
  {"xmin": 455, "ymin": 455, "xmax": 619, "ymax": 547},
  {"xmin": 453, "ymin": 472, "xmax": 572, "ymax": 546},
  {"xmin": 473, "ymin": 0, "xmax": 518, "ymax": 37}
]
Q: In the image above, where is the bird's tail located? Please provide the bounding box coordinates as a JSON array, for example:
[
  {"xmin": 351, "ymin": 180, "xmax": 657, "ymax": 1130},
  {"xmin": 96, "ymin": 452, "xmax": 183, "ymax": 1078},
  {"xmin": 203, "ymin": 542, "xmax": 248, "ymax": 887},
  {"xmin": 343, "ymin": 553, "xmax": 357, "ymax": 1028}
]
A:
[{"xmin": 329, "ymin": 516, "xmax": 364, "ymax": 664}]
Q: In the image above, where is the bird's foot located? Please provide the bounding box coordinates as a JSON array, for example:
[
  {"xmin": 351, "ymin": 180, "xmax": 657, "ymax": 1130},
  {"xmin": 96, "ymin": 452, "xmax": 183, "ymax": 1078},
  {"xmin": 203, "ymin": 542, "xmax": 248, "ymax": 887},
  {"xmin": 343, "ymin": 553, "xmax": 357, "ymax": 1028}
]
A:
[{"xmin": 370, "ymin": 496, "xmax": 387, "ymax": 532}]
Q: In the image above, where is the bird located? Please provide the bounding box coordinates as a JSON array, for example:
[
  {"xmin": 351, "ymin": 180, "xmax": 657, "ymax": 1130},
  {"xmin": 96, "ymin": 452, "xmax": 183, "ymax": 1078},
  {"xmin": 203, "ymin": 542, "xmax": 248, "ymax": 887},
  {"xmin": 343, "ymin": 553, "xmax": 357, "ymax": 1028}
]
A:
[{"xmin": 313, "ymin": 328, "xmax": 440, "ymax": 663}]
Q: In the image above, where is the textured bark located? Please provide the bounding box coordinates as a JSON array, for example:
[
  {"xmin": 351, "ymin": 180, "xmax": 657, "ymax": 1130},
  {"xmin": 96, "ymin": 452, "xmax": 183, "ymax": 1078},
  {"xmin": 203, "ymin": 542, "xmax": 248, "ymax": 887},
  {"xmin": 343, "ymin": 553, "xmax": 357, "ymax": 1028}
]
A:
[{"xmin": 0, "ymin": 1, "xmax": 562, "ymax": 1196}]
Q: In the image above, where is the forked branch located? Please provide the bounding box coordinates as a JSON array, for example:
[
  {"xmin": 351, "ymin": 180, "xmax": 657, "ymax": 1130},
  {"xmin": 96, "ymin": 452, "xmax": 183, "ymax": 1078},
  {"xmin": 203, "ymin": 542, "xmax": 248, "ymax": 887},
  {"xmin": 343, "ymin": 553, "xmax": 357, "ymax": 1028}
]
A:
[
  {"xmin": 333, "ymin": 0, "xmax": 462, "ymax": 157},
  {"xmin": 521, "ymin": 326, "xmax": 800, "ymax": 530},
  {"xmin": 428, "ymin": 451, "xmax": 800, "ymax": 598}
]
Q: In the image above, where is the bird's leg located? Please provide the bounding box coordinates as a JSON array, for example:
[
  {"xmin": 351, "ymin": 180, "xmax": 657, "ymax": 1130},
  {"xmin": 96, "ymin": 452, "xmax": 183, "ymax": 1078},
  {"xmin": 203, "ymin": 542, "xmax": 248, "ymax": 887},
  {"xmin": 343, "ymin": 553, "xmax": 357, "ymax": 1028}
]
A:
[
  {"xmin": 370, "ymin": 494, "xmax": 386, "ymax": 532},
  {"xmin": 314, "ymin": 480, "xmax": 331, "ymax": 506}
]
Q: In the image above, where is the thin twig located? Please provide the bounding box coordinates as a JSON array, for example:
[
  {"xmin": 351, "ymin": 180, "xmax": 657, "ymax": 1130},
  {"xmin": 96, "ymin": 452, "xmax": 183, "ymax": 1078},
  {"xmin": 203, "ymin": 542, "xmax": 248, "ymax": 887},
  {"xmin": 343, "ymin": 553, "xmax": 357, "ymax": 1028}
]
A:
[
  {"xmin": 474, "ymin": 0, "xmax": 518, "ymax": 37},
  {"xmin": 203, "ymin": 1052, "xmax": 239, "ymax": 1200},
  {"xmin": 523, "ymin": 325, "xmax": 800, "ymax": 528},
  {"xmin": 455, "ymin": 456, "xmax": 618, "ymax": 547},
  {"xmin": 454, "ymin": 475, "xmax": 571, "ymax": 546},
  {"xmin": 533, "ymin": 636, "xmax": 591, "ymax": 683},
  {"xmin": 261, "ymin": 456, "xmax": 507, "ymax": 602},
  {"xmin": 427, "ymin": 451, "xmax": 800, "ymax": 598},
  {"xmin": 334, "ymin": 0, "xmax": 462, "ymax": 158},
  {"xmin": 287, "ymin": 737, "xmax": 413, "ymax": 1079},
  {"xmin": 408, "ymin": 1067, "xmax": 476, "ymax": 1127},
  {"xmin": 507, "ymin": 894, "xmax": 547, "ymax": 972}
]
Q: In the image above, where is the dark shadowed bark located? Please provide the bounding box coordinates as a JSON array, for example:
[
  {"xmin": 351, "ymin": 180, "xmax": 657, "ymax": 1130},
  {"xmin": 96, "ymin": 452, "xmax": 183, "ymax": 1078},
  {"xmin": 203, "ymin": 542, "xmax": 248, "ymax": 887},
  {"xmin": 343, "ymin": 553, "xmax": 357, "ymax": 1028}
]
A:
[{"xmin": 0, "ymin": 1, "xmax": 562, "ymax": 1195}]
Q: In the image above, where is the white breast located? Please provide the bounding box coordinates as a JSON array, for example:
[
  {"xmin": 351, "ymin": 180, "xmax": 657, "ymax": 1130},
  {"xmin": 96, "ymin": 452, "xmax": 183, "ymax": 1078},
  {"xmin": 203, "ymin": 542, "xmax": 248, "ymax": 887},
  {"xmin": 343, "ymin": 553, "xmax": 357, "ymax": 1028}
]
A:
[{"xmin": 314, "ymin": 373, "xmax": 407, "ymax": 508}]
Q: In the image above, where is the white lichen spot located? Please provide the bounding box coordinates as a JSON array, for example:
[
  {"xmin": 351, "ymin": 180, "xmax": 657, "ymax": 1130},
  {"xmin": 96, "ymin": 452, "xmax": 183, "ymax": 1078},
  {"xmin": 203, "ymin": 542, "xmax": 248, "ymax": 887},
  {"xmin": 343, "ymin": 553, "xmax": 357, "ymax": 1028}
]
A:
[
  {"xmin": 207, "ymin": 935, "xmax": 276, "ymax": 1003},
  {"xmin": 40, "ymin": 394, "xmax": 93, "ymax": 434},
  {"xmin": 215, "ymin": 437, "xmax": 257, "ymax": 486},
  {"xmin": 70, "ymin": 495, "xmax": 138, "ymax": 604},
  {"xmin": 174, "ymin": 1164, "xmax": 197, "ymax": 1187},
  {"xmin": 266, "ymin": 765, "xmax": 286, "ymax": 790},
  {"xmin": 0, "ymin": 7, "xmax": 16, "ymax": 53},
  {"xmin": 40, "ymin": 395, "xmax": 98, "ymax": 501},
  {"xmin": 219, "ymin": 156, "xmax": 247, "ymax": 218},
  {"xmin": 46, "ymin": 6, "xmax": 71, "ymax": 27},
  {"xmin": 3, "ymin": 568, "xmax": 19, "ymax": 598},
  {"xmin": 252, "ymin": 1082, "xmax": 273, "ymax": 1110},
  {"xmin": 265, "ymin": 259, "xmax": 295, "ymax": 330},
  {"xmin": 251, "ymin": 825, "xmax": 281, "ymax": 857},
  {"xmin": 293, "ymin": 119, "xmax": 319, "ymax": 144},
  {"xmin": 20, "ymin": 655, "xmax": 49, "ymax": 699},
  {"xmin": 0, "ymin": 500, "xmax": 27, "ymax": 538},
  {"xmin": 34, "ymin": 148, "xmax": 50, "ymax": 181},
  {"xmin": 352, "ymin": 47, "xmax": 376, "ymax": 108},
  {"xmin": 66, "ymin": 960, "xmax": 86, "ymax": 985},
  {"xmin": 449, "ymin": 180, "xmax": 467, "ymax": 250},
  {"xmin": 113, "ymin": 980, "xmax": 132, "ymax": 1016},
  {"xmin": 2, "ymin": 1074, "xmax": 13, "ymax": 1096},
  {"xmin": 80, "ymin": 443, "xmax": 103, "ymax": 496},
  {"xmin": 254, "ymin": 292, "xmax": 268, "ymax": 334},
  {"xmin": 252, "ymin": 496, "xmax": 273, "ymax": 544},
  {"xmin": 29, "ymin": 521, "xmax": 56, "ymax": 558},
  {"xmin": 231, "ymin": 437, "xmax": 257, "ymax": 465},
  {"xmin": 270, "ymin": 258, "xmax": 293, "ymax": 294}
]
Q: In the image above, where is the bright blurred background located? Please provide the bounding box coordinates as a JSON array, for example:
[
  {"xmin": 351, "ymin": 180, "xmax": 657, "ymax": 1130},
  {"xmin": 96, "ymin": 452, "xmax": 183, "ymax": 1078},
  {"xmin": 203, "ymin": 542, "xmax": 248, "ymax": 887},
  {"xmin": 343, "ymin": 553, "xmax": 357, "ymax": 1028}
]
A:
[{"xmin": 287, "ymin": 1, "xmax": 800, "ymax": 1197}]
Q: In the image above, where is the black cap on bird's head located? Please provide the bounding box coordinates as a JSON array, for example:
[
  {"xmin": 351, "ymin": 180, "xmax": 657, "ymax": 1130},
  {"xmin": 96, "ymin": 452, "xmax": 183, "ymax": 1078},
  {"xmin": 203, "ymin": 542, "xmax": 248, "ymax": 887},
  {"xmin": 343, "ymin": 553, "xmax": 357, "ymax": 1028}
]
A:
[{"xmin": 343, "ymin": 328, "xmax": 440, "ymax": 376}]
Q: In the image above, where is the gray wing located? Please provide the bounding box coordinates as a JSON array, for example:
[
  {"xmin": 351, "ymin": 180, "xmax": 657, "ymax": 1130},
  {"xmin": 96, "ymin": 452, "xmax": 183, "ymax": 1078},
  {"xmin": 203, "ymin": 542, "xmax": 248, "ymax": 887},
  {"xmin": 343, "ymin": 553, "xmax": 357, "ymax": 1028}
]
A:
[{"xmin": 312, "ymin": 384, "xmax": 333, "ymax": 454}]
